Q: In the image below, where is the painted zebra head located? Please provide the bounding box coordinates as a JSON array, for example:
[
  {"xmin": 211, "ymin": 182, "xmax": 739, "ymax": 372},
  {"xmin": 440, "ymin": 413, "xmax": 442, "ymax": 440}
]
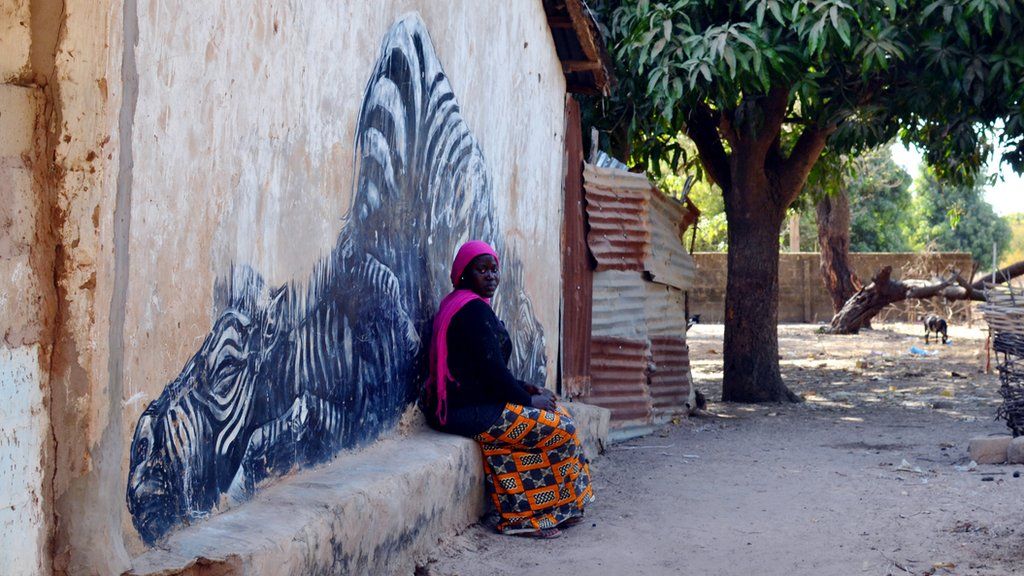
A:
[
  {"xmin": 126, "ymin": 270, "xmax": 290, "ymax": 544},
  {"xmin": 491, "ymin": 250, "xmax": 547, "ymax": 387}
]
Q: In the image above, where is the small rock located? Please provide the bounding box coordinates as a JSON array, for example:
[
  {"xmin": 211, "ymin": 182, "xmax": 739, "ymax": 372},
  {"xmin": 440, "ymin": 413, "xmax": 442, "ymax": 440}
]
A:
[
  {"xmin": 1007, "ymin": 437, "xmax": 1024, "ymax": 464},
  {"xmin": 981, "ymin": 476, "xmax": 995, "ymax": 482},
  {"xmin": 954, "ymin": 461, "xmax": 978, "ymax": 472},
  {"xmin": 969, "ymin": 435, "xmax": 1012, "ymax": 464},
  {"xmin": 931, "ymin": 400, "xmax": 954, "ymax": 410}
]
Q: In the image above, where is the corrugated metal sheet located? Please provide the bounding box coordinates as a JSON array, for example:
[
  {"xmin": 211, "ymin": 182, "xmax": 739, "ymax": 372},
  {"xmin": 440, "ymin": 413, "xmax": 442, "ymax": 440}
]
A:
[
  {"xmin": 560, "ymin": 97, "xmax": 592, "ymax": 399},
  {"xmin": 584, "ymin": 337, "xmax": 652, "ymax": 427},
  {"xmin": 583, "ymin": 162, "xmax": 697, "ymax": 287},
  {"xmin": 581, "ymin": 163, "xmax": 697, "ymax": 429},
  {"xmin": 649, "ymin": 336, "xmax": 692, "ymax": 419},
  {"xmin": 644, "ymin": 282, "xmax": 687, "ymax": 339},
  {"xmin": 583, "ymin": 163, "xmax": 649, "ymax": 271},
  {"xmin": 644, "ymin": 187, "xmax": 696, "ymax": 290},
  {"xmin": 591, "ymin": 270, "xmax": 647, "ymax": 340}
]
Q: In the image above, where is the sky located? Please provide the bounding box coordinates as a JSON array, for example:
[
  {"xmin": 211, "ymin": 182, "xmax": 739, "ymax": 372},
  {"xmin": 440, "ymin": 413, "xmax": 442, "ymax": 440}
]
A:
[{"xmin": 891, "ymin": 143, "xmax": 1024, "ymax": 216}]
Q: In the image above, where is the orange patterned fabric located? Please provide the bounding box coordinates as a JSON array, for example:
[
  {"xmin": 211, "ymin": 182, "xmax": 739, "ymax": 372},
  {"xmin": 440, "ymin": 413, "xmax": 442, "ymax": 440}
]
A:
[{"xmin": 473, "ymin": 403, "xmax": 594, "ymax": 534}]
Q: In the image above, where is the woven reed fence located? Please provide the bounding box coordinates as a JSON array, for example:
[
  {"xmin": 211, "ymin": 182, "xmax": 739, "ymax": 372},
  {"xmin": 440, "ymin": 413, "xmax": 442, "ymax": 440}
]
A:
[{"xmin": 982, "ymin": 287, "xmax": 1024, "ymax": 436}]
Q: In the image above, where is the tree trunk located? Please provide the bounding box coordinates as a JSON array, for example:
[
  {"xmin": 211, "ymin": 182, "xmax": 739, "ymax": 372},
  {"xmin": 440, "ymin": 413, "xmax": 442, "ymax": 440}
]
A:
[
  {"xmin": 722, "ymin": 186, "xmax": 801, "ymax": 403},
  {"xmin": 683, "ymin": 87, "xmax": 829, "ymax": 404},
  {"xmin": 816, "ymin": 187, "xmax": 862, "ymax": 313},
  {"xmin": 827, "ymin": 266, "xmax": 909, "ymax": 333}
]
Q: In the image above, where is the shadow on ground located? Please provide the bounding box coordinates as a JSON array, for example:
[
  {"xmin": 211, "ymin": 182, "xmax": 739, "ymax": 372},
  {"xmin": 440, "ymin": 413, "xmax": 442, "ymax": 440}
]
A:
[{"xmin": 427, "ymin": 323, "xmax": 1024, "ymax": 576}]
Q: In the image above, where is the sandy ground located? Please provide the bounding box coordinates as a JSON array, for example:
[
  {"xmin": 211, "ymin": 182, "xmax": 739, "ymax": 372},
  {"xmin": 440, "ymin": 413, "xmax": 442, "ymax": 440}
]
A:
[{"xmin": 425, "ymin": 323, "xmax": 1024, "ymax": 576}]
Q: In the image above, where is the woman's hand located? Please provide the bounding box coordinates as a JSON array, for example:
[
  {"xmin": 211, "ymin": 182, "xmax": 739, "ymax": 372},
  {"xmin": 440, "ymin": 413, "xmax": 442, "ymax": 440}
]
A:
[{"xmin": 530, "ymin": 394, "xmax": 556, "ymax": 412}]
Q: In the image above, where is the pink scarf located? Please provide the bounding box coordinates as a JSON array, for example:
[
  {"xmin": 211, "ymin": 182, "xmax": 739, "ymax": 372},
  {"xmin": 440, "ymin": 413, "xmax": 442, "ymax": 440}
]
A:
[{"xmin": 429, "ymin": 241, "xmax": 500, "ymax": 425}]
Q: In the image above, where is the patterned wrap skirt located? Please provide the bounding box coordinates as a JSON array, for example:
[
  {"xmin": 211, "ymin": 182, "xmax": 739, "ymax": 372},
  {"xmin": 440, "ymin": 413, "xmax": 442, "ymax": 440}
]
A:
[{"xmin": 473, "ymin": 403, "xmax": 594, "ymax": 534}]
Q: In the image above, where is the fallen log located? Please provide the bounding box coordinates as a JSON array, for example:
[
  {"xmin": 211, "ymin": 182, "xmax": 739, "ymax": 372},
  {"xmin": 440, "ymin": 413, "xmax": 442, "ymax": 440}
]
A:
[{"xmin": 827, "ymin": 260, "xmax": 1024, "ymax": 334}]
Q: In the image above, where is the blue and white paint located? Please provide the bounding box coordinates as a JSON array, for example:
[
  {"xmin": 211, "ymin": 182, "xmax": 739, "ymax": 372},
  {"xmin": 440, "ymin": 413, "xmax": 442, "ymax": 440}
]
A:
[{"xmin": 126, "ymin": 14, "xmax": 546, "ymax": 544}]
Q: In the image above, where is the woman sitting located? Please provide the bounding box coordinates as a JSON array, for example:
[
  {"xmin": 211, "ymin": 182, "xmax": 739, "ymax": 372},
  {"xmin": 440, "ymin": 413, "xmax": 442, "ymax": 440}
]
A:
[{"xmin": 424, "ymin": 240, "xmax": 594, "ymax": 539}]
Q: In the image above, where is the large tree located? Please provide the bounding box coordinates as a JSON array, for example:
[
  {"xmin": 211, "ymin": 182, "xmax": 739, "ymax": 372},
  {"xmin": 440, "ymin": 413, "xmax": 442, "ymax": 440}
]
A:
[
  {"xmin": 848, "ymin": 148, "xmax": 914, "ymax": 253},
  {"xmin": 910, "ymin": 167, "xmax": 1012, "ymax": 263},
  {"xmin": 586, "ymin": 0, "xmax": 1024, "ymax": 402},
  {"xmin": 815, "ymin": 147, "xmax": 913, "ymax": 312}
]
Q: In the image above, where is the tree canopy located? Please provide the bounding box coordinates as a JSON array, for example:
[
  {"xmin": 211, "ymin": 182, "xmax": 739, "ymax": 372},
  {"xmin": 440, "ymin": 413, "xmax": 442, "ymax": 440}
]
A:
[
  {"xmin": 588, "ymin": 0, "xmax": 1024, "ymax": 185},
  {"xmin": 1005, "ymin": 213, "xmax": 1024, "ymax": 266},
  {"xmin": 585, "ymin": 0, "xmax": 1024, "ymax": 403},
  {"xmin": 910, "ymin": 167, "xmax": 1012, "ymax": 263},
  {"xmin": 847, "ymin": 149, "xmax": 913, "ymax": 253}
]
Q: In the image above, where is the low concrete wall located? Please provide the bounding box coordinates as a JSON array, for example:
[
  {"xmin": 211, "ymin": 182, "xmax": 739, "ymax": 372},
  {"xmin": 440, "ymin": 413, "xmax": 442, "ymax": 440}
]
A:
[
  {"xmin": 690, "ymin": 252, "xmax": 975, "ymax": 323},
  {"xmin": 128, "ymin": 403, "xmax": 609, "ymax": 576},
  {"xmin": 129, "ymin": 431, "xmax": 485, "ymax": 576}
]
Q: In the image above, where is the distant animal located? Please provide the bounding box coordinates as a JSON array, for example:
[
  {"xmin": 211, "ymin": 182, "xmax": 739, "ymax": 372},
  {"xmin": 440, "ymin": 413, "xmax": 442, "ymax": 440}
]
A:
[
  {"xmin": 687, "ymin": 314, "xmax": 701, "ymax": 330},
  {"xmin": 693, "ymin": 388, "xmax": 707, "ymax": 411},
  {"xmin": 923, "ymin": 315, "xmax": 948, "ymax": 344}
]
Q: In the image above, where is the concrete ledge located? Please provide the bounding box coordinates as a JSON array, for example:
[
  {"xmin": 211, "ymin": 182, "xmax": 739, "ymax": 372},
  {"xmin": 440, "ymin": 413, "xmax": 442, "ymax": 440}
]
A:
[
  {"xmin": 129, "ymin": 403, "xmax": 610, "ymax": 576},
  {"xmin": 130, "ymin": 432, "xmax": 485, "ymax": 576},
  {"xmin": 609, "ymin": 425, "xmax": 658, "ymax": 444},
  {"xmin": 563, "ymin": 401, "xmax": 611, "ymax": 459}
]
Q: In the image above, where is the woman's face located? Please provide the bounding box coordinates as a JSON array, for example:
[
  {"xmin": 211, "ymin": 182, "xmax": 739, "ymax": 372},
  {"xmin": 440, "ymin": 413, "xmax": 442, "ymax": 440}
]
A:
[{"xmin": 461, "ymin": 254, "xmax": 500, "ymax": 298}]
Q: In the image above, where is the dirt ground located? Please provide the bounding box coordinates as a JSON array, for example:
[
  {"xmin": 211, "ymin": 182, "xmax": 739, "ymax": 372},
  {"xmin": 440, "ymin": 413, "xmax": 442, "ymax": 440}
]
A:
[{"xmin": 426, "ymin": 323, "xmax": 1024, "ymax": 576}]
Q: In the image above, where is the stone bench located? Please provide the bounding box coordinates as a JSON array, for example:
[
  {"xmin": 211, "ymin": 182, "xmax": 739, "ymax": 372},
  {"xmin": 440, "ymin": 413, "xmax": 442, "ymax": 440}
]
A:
[{"xmin": 129, "ymin": 402, "xmax": 610, "ymax": 576}]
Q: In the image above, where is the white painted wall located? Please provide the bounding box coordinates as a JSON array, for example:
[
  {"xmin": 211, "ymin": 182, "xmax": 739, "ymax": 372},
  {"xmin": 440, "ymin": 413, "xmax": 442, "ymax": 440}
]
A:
[
  {"xmin": 1, "ymin": 0, "xmax": 569, "ymax": 570},
  {"xmin": 18, "ymin": 0, "xmax": 569, "ymax": 572},
  {"xmin": 0, "ymin": 0, "xmax": 31, "ymax": 82},
  {"xmin": 0, "ymin": 346, "xmax": 50, "ymax": 576},
  {"xmin": 121, "ymin": 3, "xmax": 565, "ymax": 416},
  {"xmin": 0, "ymin": 7, "xmax": 51, "ymax": 567}
]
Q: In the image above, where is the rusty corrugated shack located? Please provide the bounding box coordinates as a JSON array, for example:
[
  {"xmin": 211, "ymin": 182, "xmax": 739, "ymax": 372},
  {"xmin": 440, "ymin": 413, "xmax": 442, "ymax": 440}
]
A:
[{"xmin": 561, "ymin": 161, "xmax": 699, "ymax": 430}]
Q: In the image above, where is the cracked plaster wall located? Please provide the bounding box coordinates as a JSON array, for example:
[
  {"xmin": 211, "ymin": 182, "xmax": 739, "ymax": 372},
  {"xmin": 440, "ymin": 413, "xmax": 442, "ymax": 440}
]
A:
[
  {"xmin": 1, "ymin": 1, "xmax": 567, "ymax": 574},
  {"xmin": 1, "ymin": 0, "xmax": 58, "ymax": 574}
]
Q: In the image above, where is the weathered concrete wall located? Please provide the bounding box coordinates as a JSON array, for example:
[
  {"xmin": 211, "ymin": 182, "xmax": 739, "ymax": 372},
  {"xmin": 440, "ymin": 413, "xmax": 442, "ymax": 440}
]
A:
[
  {"xmin": 0, "ymin": 346, "xmax": 50, "ymax": 575},
  {"xmin": 0, "ymin": 0, "xmax": 56, "ymax": 572},
  {"xmin": 0, "ymin": 1, "xmax": 568, "ymax": 573},
  {"xmin": 0, "ymin": 0, "xmax": 31, "ymax": 83},
  {"xmin": 690, "ymin": 252, "xmax": 976, "ymax": 323}
]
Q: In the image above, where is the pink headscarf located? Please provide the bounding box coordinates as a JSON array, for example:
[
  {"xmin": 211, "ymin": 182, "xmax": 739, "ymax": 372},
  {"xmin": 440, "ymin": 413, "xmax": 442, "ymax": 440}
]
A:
[{"xmin": 429, "ymin": 240, "xmax": 500, "ymax": 425}]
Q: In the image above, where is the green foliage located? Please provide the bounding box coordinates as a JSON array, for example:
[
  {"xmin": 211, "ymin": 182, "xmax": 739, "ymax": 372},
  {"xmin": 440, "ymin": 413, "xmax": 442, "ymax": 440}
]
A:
[
  {"xmin": 679, "ymin": 143, "xmax": 1015, "ymax": 259},
  {"xmin": 847, "ymin": 148, "xmax": 914, "ymax": 252},
  {"xmin": 909, "ymin": 167, "xmax": 1012, "ymax": 264},
  {"xmin": 777, "ymin": 209, "xmax": 820, "ymax": 251},
  {"xmin": 1003, "ymin": 213, "xmax": 1024, "ymax": 267},
  {"xmin": 690, "ymin": 182, "xmax": 730, "ymax": 251},
  {"xmin": 586, "ymin": 0, "xmax": 1024, "ymax": 182},
  {"xmin": 781, "ymin": 146, "xmax": 914, "ymax": 252},
  {"xmin": 657, "ymin": 152, "xmax": 729, "ymax": 250}
]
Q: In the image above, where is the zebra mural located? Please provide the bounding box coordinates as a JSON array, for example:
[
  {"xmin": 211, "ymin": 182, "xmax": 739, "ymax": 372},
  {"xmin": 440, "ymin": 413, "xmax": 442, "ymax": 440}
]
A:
[{"xmin": 126, "ymin": 13, "xmax": 547, "ymax": 545}]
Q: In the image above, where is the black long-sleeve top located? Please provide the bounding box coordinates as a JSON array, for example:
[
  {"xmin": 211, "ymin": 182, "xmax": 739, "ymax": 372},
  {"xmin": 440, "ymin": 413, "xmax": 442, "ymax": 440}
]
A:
[{"xmin": 437, "ymin": 299, "xmax": 533, "ymax": 437}]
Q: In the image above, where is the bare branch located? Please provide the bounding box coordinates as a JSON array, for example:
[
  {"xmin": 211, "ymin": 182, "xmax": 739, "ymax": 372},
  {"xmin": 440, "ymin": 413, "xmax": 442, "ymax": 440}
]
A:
[
  {"xmin": 741, "ymin": 85, "xmax": 790, "ymax": 163},
  {"xmin": 971, "ymin": 260, "xmax": 1024, "ymax": 291},
  {"xmin": 683, "ymin": 104, "xmax": 732, "ymax": 191},
  {"xmin": 718, "ymin": 111, "xmax": 738, "ymax": 149},
  {"xmin": 777, "ymin": 124, "xmax": 834, "ymax": 206},
  {"xmin": 828, "ymin": 262, "xmax": 1024, "ymax": 333}
]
